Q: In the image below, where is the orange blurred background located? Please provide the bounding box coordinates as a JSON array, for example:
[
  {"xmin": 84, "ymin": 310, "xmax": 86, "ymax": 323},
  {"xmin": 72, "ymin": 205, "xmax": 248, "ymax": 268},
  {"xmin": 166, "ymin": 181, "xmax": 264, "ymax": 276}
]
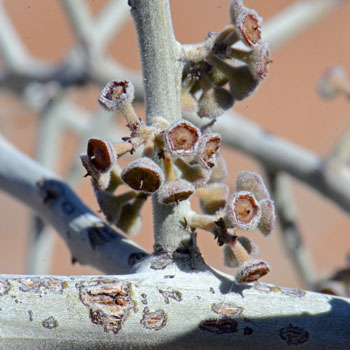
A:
[{"xmin": 0, "ymin": 0, "xmax": 349, "ymax": 289}]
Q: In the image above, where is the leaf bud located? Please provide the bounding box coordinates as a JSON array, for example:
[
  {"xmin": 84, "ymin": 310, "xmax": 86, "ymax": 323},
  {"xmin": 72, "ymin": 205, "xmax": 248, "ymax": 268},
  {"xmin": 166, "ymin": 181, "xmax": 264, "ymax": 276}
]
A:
[
  {"xmin": 258, "ymin": 199, "xmax": 276, "ymax": 236},
  {"xmin": 197, "ymin": 183, "xmax": 229, "ymax": 215},
  {"xmin": 158, "ymin": 178, "xmax": 195, "ymax": 205},
  {"xmin": 121, "ymin": 157, "xmax": 164, "ymax": 193},
  {"xmin": 87, "ymin": 137, "xmax": 117, "ymax": 173},
  {"xmin": 196, "ymin": 133, "xmax": 222, "ymax": 169},
  {"xmin": 227, "ymin": 191, "xmax": 261, "ymax": 230},
  {"xmin": 164, "ymin": 119, "xmax": 201, "ymax": 156},
  {"xmin": 236, "ymin": 170, "xmax": 269, "ymax": 201}
]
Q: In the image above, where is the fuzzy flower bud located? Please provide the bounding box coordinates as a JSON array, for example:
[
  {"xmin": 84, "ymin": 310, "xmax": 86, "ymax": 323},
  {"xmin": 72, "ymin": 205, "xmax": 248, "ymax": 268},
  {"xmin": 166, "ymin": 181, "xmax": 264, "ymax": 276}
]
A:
[
  {"xmin": 258, "ymin": 199, "xmax": 275, "ymax": 236},
  {"xmin": 236, "ymin": 170, "xmax": 269, "ymax": 201},
  {"xmin": 158, "ymin": 179, "xmax": 195, "ymax": 205},
  {"xmin": 121, "ymin": 157, "xmax": 164, "ymax": 193},
  {"xmin": 198, "ymin": 73, "xmax": 234, "ymax": 119},
  {"xmin": 227, "ymin": 191, "xmax": 261, "ymax": 230},
  {"xmin": 164, "ymin": 119, "xmax": 201, "ymax": 156},
  {"xmin": 197, "ymin": 183, "xmax": 229, "ymax": 215}
]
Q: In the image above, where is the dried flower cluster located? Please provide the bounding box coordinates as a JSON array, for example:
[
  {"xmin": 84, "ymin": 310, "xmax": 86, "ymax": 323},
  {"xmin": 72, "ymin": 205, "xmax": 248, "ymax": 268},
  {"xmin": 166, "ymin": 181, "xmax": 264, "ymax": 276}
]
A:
[
  {"xmin": 81, "ymin": 0, "xmax": 276, "ymax": 283},
  {"xmin": 181, "ymin": 0, "xmax": 271, "ymax": 119}
]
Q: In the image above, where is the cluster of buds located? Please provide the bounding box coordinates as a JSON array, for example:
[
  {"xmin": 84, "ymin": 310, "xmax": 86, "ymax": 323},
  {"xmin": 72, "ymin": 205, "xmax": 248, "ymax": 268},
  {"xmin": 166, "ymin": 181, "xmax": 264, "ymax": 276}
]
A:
[
  {"xmin": 181, "ymin": 0, "xmax": 271, "ymax": 119},
  {"xmin": 80, "ymin": 0, "xmax": 276, "ymax": 284}
]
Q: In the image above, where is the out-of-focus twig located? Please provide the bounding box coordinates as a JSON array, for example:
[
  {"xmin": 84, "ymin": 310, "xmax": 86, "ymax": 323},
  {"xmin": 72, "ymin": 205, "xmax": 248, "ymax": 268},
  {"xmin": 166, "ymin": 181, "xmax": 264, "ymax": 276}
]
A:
[{"xmin": 265, "ymin": 170, "xmax": 317, "ymax": 289}]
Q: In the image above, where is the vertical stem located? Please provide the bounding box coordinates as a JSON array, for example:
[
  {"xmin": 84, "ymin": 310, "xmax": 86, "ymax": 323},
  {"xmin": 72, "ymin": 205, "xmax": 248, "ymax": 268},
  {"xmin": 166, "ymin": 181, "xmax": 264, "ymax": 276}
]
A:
[
  {"xmin": 130, "ymin": 0, "xmax": 193, "ymax": 253},
  {"xmin": 130, "ymin": 0, "xmax": 182, "ymax": 124}
]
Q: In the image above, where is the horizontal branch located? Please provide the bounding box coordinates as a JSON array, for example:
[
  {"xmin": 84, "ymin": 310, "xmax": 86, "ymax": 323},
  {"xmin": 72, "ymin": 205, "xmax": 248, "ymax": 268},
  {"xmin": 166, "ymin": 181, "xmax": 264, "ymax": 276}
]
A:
[
  {"xmin": 186, "ymin": 112, "xmax": 350, "ymax": 212},
  {"xmin": 0, "ymin": 262, "xmax": 349, "ymax": 349},
  {"xmin": 0, "ymin": 135, "xmax": 148, "ymax": 274}
]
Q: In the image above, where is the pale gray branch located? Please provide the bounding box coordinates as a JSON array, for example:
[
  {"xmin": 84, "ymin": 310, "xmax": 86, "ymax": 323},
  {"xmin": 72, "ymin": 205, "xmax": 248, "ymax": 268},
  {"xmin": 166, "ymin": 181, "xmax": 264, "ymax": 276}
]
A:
[
  {"xmin": 0, "ymin": 135, "xmax": 148, "ymax": 274},
  {"xmin": 0, "ymin": 265, "xmax": 349, "ymax": 349}
]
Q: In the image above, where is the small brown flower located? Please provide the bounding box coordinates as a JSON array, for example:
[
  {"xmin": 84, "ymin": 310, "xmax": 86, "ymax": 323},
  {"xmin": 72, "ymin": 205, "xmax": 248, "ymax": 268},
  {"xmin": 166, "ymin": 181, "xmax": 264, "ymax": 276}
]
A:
[
  {"xmin": 235, "ymin": 259, "xmax": 270, "ymax": 283},
  {"xmin": 196, "ymin": 133, "xmax": 222, "ymax": 169}
]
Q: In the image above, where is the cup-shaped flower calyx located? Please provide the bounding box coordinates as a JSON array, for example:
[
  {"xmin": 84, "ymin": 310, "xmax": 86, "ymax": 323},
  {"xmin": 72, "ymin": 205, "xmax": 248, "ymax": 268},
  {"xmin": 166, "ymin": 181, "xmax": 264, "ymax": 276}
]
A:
[
  {"xmin": 158, "ymin": 178, "xmax": 195, "ymax": 205},
  {"xmin": 196, "ymin": 133, "xmax": 222, "ymax": 169},
  {"xmin": 197, "ymin": 183, "xmax": 229, "ymax": 215},
  {"xmin": 236, "ymin": 171, "xmax": 275, "ymax": 236},
  {"xmin": 121, "ymin": 157, "xmax": 164, "ymax": 193},
  {"xmin": 198, "ymin": 73, "xmax": 234, "ymax": 119},
  {"xmin": 98, "ymin": 80, "xmax": 142, "ymax": 133},
  {"xmin": 226, "ymin": 42, "xmax": 271, "ymax": 81},
  {"xmin": 224, "ymin": 235, "xmax": 258, "ymax": 267},
  {"xmin": 164, "ymin": 119, "xmax": 201, "ymax": 156},
  {"xmin": 227, "ymin": 191, "xmax": 261, "ymax": 230},
  {"xmin": 230, "ymin": 0, "xmax": 262, "ymax": 47},
  {"xmin": 87, "ymin": 138, "xmax": 117, "ymax": 173},
  {"xmin": 81, "ymin": 154, "xmax": 111, "ymax": 191}
]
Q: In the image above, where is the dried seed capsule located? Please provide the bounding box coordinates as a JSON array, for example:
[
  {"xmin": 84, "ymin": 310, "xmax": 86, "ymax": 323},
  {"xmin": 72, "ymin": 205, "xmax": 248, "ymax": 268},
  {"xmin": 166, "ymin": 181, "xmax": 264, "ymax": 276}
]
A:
[
  {"xmin": 208, "ymin": 152, "xmax": 228, "ymax": 183},
  {"xmin": 158, "ymin": 179, "xmax": 195, "ymax": 205},
  {"xmin": 258, "ymin": 199, "xmax": 275, "ymax": 236},
  {"xmin": 164, "ymin": 119, "xmax": 201, "ymax": 156},
  {"xmin": 235, "ymin": 259, "xmax": 270, "ymax": 283},
  {"xmin": 227, "ymin": 191, "xmax": 261, "ymax": 230},
  {"xmin": 198, "ymin": 73, "xmax": 234, "ymax": 119},
  {"xmin": 206, "ymin": 55, "xmax": 260, "ymax": 101},
  {"xmin": 81, "ymin": 154, "xmax": 111, "ymax": 190},
  {"xmin": 236, "ymin": 170, "xmax": 269, "ymax": 201},
  {"xmin": 196, "ymin": 133, "xmax": 222, "ymax": 169},
  {"xmin": 174, "ymin": 158, "xmax": 211, "ymax": 188},
  {"xmin": 98, "ymin": 79, "xmax": 134, "ymax": 111},
  {"xmin": 197, "ymin": 183, "xmax": 229, "ymax": 215},
  {"xmin": 230, "ymin": 0, "xmax": 262, "ymax": 47},
  {"xmin": 87, "ymin": 137, "xmax": 117, "ymax": 173},
  {"xmin": 121, "ymin": 157, "xmax": 164, "ymax": 193},
  {"xmin": 98, "ymin": 79, "xmax": 142, "ymax": 133},
  {"xmin": 226, "ymin": 42, "xmax": 271, "ymax": 81}
]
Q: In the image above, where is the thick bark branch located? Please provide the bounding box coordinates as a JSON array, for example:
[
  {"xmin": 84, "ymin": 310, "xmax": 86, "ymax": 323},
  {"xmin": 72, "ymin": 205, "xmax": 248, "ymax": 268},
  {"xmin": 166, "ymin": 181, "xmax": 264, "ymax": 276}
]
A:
[
  {"xmin": 0, "ymin": 135, "xmax": 147, "ymax": 274},
  {"xmin": 0, "ymin": 265, "xmax": 349, "ymax": 349}
]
